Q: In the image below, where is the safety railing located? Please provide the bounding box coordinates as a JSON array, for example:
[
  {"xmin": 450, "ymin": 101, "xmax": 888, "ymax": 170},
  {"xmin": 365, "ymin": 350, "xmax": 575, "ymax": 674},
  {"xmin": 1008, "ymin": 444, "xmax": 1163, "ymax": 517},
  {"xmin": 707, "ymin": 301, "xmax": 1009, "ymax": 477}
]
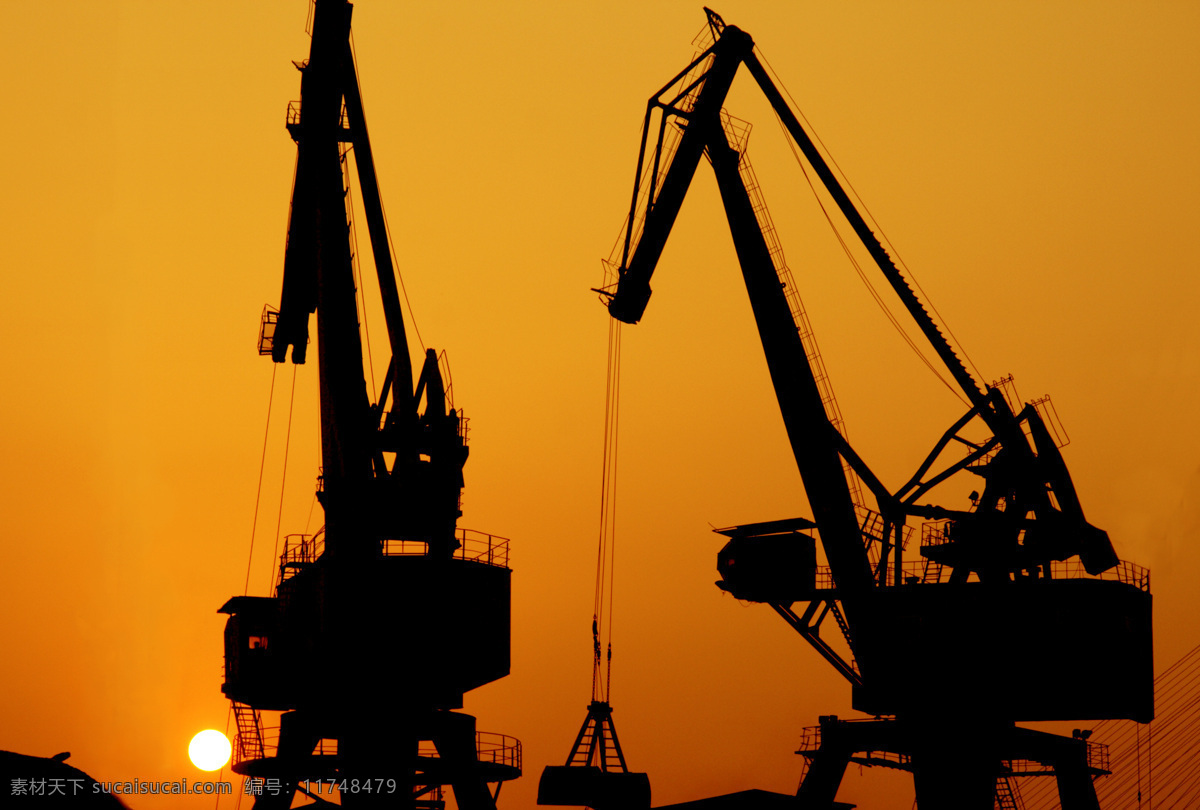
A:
[
  {"xmin": 279, "ymin": 528, "xmax": 509, "ymax": 580},
  {"xmin": 278, "ymin": 531, "xmax": 325, "ymax": 585},
  {"xmin": 258, "ymin": 306, "xmax": 279, "ymax": 356},
  {"xmin": 814, "ymin": 557, "xmax": 1149, "ymax": 591},
  {"xmin": 794, "ymin": 725, "xmax": 822, "ymax": 755},
  {"xmin": 373, "ymin": 409, "xmax": 469, "ymax": 445},
  {"xmin": 416, "ymin": 732, "xmax": 522, "ymax": 773},
  {"xmin": 233, "ymin": 725, "xmax": 338, "ymax": 769},
  {"xmin": 858, "ymin": 507, "xmax": 914, "ymax": 549},
  {"xmin": 921, "ymin": 518, "xmax": 954, "ymax": 548},
  {"xmin": 234, "ymin": 727, "xmax": 520, "ymax": 776},
  {"xmin": 1003, "ymin": 740, "xmax": 1107, "ymax": 777},
  {"xmin": 917, "ymin": 521, "xmax": 1149, "ymax": 592},
  {"xmin": 1031, "ymin": 395, "xmax": 1069, "ymax": 448},
  {"xmin": 795, "ymin": 720, "xmax": 911, "ymax": 770},
  {"xmin": 382, "ymin": 529, "xmax": 510, "ymax": 569},
  {"xmin": 285, "ymin": 100, "xmax": 350, "ymax": 132},
  {"xmin": 475, "ymin": 732, "xmax": 522, "ymax": 771},
  {"xmin": 1086, "ymin": 739, "xmax": 1110, "ymax": 773},
  {"xmin": 232, "ymin": 733, "xmax": 258, "ymax": 769},
  {"xmin": 852, "ymin": 748, "xmax": 912, "ymax": 771},
  {"xmin": 1047, "ymin": 559, "xmax": 1150, "ymax": 593},
  {"xmin": 811, "ymin": 567, "xmax": 835, "ymax": 590}
]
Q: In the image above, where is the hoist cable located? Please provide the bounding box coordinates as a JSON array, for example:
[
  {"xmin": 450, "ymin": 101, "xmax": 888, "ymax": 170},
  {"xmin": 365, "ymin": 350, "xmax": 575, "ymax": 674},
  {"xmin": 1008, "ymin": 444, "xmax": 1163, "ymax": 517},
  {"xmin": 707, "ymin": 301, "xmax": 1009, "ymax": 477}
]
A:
[
  {"xmin": 758, "ymin": 49, "xmax": 980, "ymax": 402},
  {"xmin": 266, "ymin": 365, "xmax": 299, "ymax": 593},
  {"xmin": 760, "ymin": 49, "xmax": 984, "ymax": 385},
  {"xmin": 349, "ymin": 30, "xmax": 424, "ymax": 353},
  {"xmin": 775, "ymin": 115, "xmax": 966, "ymax": 406},
  {"xmin": 302, "ymin": 492, "xmax": 320, "ymax": 536},
  {"xmin": 605, "ymin": 321, "xmax": 622, "ymax": 701},
  {"xmin": 226, "ymin": 362, "xmax": 281, "ymax": 810},
  {"xmin": 593, "ymin": 317, "xmax": 623, "ymax": 702},
  {"xmin": 243, "ymin": 363, "xmax": 279, "ymax": 595}
]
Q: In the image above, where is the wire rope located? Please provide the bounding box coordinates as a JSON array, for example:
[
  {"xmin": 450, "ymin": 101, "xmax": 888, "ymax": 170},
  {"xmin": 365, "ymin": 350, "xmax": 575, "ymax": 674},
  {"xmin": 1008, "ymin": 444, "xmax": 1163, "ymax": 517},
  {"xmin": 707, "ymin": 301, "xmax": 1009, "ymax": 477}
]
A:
[
  {"xmin": 349, "ymin": 30, "xmax": 425, "ymax": 353},
  {"xmin": 243, "ymin": 364, "xmax": 279, "ymax": 595},
  {"xmin": 302, "ymin": 492, "xmax": 320, "ymax": 536},
  {"xmin": 758, "ymin": 48, "xmax": 980, "ymax": 402},
  {"xmin": 759, "ymin": 48, "xmax": 986, "ymax": 384},
  {"xmin": 776, "ymin": 123, "xmax": 967, "ymax": 406},
  {"xmin": 266, "ymin": 365, "xmax": 299, "ymax": 593},
  {"xmin": 222, "ymin": 362, "xmax": 282, "ymax": 810},
  {"xmin": 605, "ymin": 321, "xmax": 621, "ymax": 701},
  {"xmin": 593, "ymin": 317, "xmax": 623, "ymax": 703}
]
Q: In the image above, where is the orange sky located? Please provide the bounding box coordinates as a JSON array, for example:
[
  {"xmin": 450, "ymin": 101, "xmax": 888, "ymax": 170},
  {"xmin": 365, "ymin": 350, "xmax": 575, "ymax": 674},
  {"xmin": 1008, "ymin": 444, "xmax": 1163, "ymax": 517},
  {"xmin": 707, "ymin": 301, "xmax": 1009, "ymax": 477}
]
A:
[{"xmin": 1, "ymin": 2, "xmax": 1198, "ymax": 808}]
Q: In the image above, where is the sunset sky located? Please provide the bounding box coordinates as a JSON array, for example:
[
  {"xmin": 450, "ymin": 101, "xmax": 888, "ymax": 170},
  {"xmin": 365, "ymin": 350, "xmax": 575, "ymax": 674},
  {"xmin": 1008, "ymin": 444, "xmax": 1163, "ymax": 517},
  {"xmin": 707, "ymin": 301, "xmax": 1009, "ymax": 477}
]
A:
[{"xmin": 1, "ymin": 2, "xmax": 1198, "ymax": 808}]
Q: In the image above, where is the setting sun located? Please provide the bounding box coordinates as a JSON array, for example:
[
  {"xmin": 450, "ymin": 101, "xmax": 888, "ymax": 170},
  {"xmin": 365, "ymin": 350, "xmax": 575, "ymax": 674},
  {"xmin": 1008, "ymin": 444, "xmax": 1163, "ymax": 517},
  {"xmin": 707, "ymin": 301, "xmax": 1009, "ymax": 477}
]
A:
[{"xmin": 188, "ymin": 730, "xmax": 231, "ymax": 772}]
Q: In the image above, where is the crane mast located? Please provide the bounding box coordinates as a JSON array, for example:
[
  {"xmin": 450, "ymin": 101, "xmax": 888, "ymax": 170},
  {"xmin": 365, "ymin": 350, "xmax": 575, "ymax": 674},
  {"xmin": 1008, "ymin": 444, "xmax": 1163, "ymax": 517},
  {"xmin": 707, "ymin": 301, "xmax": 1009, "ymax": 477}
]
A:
[{"xmin": 600, "ymin": 10, "xmax": 1151, "ymax": 809}]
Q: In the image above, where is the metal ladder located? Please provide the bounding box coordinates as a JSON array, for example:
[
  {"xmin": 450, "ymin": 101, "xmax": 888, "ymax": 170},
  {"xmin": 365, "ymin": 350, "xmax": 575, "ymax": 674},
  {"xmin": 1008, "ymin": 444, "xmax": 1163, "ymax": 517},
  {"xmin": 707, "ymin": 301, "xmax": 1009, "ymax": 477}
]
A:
[
  {"xmin": 995, "ymin": 775, "xmax": 1024, "ymax": 810},
  {"xmin": 232, "ymin": 701, "xmax": 265, "ymax": 763},
  {"xmin": 721, "ymin": 113, "xmax": 867, "ymax": 512}
]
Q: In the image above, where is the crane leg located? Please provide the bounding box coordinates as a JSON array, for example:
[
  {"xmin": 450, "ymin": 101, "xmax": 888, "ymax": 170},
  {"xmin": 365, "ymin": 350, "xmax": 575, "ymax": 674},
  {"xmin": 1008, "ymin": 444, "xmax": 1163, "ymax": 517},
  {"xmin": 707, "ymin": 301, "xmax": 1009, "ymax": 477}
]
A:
[
  {"xmin": 910, "ymin": 719, "xmax": 1001, "ymax": 810},
  {"xmin": 433, "ymin": 712, "xmax": 497, "ymax": 810},
  {"xmin": 1054, "ymin": 745, "xmax": 1101, "ymax": 810},
  {"xmin": 796, "ymin": 747, "xmax": 851, "ymax": 809}
]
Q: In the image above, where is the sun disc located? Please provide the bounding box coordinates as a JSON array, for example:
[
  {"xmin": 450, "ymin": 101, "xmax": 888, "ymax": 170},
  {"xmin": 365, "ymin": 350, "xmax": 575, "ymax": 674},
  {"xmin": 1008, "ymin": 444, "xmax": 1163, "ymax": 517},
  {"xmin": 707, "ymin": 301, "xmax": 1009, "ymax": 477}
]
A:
[{"xmin": 188, "ymin": 729, "xmax": 231, "ymax": 771}]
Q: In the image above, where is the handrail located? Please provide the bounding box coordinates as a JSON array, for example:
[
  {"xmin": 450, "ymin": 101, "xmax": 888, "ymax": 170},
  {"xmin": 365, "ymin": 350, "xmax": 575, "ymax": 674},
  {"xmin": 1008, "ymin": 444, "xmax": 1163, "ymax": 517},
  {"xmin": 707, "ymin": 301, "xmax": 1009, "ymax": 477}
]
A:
[
  {"xmin": 796, "ymin": 722, "xmax": 1106, "ymax": 774},
  {"xmin": 1086, "ymin": 739, "xmax": 1110, "ymax": 773},
  {"xmin": 918, "ymin": 519, "xmax": 1149, "ymax": 592},
  {"xmin": 278, "ymin": 528, "xmax": 511, "ymax": 586},
  {"xmin": 381, "ymin": 529, "xmax": 510, "ymax": 569},
  {"xmin": 233, "ymin": 727, "xmax": 338, "ymax": 769},
  {"xmin": 808, "ymin": 557, "xmax": 1150, "ymax": 592},
  {"xmin": 417, "ymin": 732, "xmax": 522, "ymax": 773},
  {"xmin": 285, "ymin": 99, "xmax": 349, "ymax": 131},
  {"xmin": 795, "ymin": 721, "xmax": 911, "ymax": 769},
  {"xmin": 236, "ymin": 727, "xmax": 520, "ymax": 775}
]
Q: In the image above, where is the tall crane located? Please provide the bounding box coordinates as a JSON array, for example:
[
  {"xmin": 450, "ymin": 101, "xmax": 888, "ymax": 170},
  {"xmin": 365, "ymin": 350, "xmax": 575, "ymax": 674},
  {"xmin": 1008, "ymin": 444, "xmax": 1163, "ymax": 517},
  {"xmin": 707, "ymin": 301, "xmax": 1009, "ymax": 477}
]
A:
[
  {"xmin": 217, "ymin": 3, "xmax": 519, "ymax": 808},
  {"xmin": 598, "ymin": 10, "xmax": 1152, "ymax": 809}
]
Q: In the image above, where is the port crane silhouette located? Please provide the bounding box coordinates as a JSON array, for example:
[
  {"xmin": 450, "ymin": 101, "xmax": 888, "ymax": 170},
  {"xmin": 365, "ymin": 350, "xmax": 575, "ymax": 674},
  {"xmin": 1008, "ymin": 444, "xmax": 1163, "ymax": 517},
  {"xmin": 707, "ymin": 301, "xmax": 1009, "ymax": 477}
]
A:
[
  {"xmin": 218, "ymin": 2, "xmax": 518, "ymax": 807},
  {"xmin": 597, "ymin": 10, "xmax": 1152, "ymax": 809}
]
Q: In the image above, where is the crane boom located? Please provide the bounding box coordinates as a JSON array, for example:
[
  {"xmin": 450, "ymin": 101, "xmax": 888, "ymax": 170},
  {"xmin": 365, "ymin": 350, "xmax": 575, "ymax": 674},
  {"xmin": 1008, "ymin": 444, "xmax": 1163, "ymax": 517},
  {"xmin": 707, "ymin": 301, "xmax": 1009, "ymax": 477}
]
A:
[
  {"xmin": 606, "ymin": 23, "xmax": 874, "ymax": 598},
  {"xmin": 706, "ymin": 114, "xmax": 873, "ymax": 597},
  {"xmin": 606, "ymin": 29, "xmax": 745, "ymax": 325}
]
